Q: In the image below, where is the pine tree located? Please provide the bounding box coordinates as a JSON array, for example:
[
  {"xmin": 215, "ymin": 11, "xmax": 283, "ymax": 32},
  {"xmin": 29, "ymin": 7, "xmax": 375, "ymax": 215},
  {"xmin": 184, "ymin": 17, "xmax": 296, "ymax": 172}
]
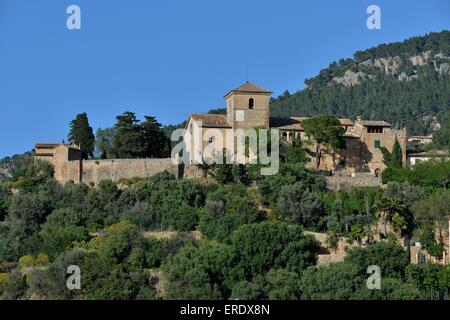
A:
[
  {"xmin": 139, "ymin": 116, "xmax": 170, "ymax": 158},
  {"xmin": 68, "ymin": 113, "xmax": 95, "ymax": 159},
  {"xmin": 112, "ymin": 111, "xmax": 140, "ymax": 158}
]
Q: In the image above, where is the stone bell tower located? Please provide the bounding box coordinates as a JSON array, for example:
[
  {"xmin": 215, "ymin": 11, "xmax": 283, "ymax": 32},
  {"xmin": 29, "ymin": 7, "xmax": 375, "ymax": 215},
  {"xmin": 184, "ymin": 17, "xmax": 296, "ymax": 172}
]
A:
[{"xmin": 224, "ymin": 82, "xmax": 272, "ymax": 131}]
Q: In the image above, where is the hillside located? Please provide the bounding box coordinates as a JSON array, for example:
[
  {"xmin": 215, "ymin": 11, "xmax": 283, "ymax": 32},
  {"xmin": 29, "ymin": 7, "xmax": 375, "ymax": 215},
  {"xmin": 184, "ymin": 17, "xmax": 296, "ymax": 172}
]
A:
[
  {"xmin": 269, "ymin": 30, "xmax": 450, "ymax": 135},
  {"xmin": 0, "ymin": 152, "xmax": 33, "ymax": 182}
]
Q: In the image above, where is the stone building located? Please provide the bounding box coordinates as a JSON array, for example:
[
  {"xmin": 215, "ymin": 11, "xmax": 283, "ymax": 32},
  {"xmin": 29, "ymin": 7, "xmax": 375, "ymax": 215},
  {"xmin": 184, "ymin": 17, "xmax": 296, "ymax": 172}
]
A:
[
  {"xmin": 35, "ymin": 143, "xmax": 83, "ymax": 183},
  {"xmin": 35, "ymin": 82, "xmax": 407, "ymax": 184},
  {"xmin": 34, "ymin": 143, "xmax": 202, "ymax": 185},
  {"xmin": 183, "ymin": 82, "xmax": 407, "ymax": 175}
]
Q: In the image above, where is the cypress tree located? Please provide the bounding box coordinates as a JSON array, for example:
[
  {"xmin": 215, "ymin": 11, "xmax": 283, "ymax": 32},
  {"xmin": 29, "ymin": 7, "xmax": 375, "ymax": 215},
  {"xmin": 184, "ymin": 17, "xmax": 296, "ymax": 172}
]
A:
[
  {"xmin": 68, "ymin": 113, "xmax": 95, "ymax": 159},
  {"xmin": 390, "ymin": 137, "xmax": 403, "ymax": 168}
]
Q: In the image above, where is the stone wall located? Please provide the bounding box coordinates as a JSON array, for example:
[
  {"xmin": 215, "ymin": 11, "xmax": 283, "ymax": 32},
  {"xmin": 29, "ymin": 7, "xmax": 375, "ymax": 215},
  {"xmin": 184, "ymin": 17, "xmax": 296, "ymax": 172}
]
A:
[
  {"xmin": 79, "ymin": 158, "xmax": 203, "ymax": 185},
  {"xmin": 325, "ymin": 173, "xmax": 382, "ymax": 191}
]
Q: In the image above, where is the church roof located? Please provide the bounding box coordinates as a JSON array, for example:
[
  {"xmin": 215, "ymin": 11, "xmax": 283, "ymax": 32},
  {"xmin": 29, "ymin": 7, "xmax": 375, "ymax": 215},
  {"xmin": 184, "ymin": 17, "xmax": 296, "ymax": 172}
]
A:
[
  {"xmin": 270, "ymin": 117, "xmax": 304, "ymax": 130},
  {"xmin": 189, "ymin": 114, "xmax": 232, "ymax": 128},
  {"xmin": 224, "ymin": 82, "xmax": 273, "ymax": 98}
]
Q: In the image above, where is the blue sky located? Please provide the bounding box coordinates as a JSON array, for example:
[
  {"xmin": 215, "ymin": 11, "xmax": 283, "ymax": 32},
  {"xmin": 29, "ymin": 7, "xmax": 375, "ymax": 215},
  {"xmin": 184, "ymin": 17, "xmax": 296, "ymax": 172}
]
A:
[{"xmin": 0, "ymin": 0, "xmax": 449, "ymax": 158}]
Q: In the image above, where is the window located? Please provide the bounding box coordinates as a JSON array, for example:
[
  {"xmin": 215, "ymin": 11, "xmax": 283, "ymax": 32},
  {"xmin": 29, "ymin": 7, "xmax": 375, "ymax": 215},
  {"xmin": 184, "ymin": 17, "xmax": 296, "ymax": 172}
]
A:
[
  {"xmin": 248, "ymin": 98, "xmax": 254, "ymax": 109},
  {"xmin": 368, "ymin": 126, "xmax": 383, "ymax": 133},
  {"xmin": 374, "ymin": 140, "xmax": 381, "ymax": 148},
  {"xmin": 208, "ymin": 136, "xmax": 215, "ymax": 143}
]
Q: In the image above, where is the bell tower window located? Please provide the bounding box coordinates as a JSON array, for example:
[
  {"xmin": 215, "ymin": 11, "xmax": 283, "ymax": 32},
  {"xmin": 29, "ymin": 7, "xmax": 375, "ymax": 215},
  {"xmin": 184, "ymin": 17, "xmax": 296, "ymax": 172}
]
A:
[{"xmin": 248, "ymin": 98, "xmax": 254, "ymax": 109}]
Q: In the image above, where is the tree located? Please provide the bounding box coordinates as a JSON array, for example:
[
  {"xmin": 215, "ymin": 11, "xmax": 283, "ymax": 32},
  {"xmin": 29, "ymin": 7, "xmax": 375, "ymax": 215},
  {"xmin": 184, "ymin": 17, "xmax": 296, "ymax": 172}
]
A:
[
  {"xmin": 199, "ymin": 185, "xmax": 259, "ymax": 242},
  {"xmin": 230, "ymin": 221, "xmax": 320, "ymax": 277},
  {"xmin": 301, "ymin": 115, "xmax": 345, "ymax": 169},
  {"xmin": 138, "ymin": 116, "xmax": 170, "ymax": 158},
  {"xmin": 412, "ymin": 190, "xmax": 450, "ymax": 240},
  {"xmin": 277, "ymin": 182, "xmax": 324, "ymax": 229},
  {"xmin": 112, "ymin": 112, "xmax": 141, "ymax": 158},
  {"xmin": 390, "ymin": 137, "xmax": 403, "ymax": 167},
  {"xmin": 373, "ymin": 197, "xmax": 409, "ymax": 238},
  {"xmin": 285, "ymin": 137, "xmax": 309, "ymax": 164},
  {"xmin": 111, "ymin": 112, "xmax": 170, "ymax": 159},
  {"xmin": 68, "ymin": 113, "xmax": 95, "ymax": 159},
  {"xmin": 163, "ymin": 243, "xmax": 232, "ymax": 299},
  {"xmin": 95, "ymin": 127, "xmax": 115, "ymax": 159}
]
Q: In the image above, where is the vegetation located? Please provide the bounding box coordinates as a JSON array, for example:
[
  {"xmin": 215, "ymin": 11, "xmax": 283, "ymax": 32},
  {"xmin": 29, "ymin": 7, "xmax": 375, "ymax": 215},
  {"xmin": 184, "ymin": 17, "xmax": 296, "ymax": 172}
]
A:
[
  {"xmin": 269, "ymin": 31, "xmax": 450, "ymax": 136},
  {"xmin": 1, "ymin": 31, "xmax": 450, "ymax": 300},
  {"xmin": 0, "ymin": 151, "xmax": 449, "ymax": 300},
  {"xmin": 302, "ymin": 115, "xmax": 345, "ymax": 170},
  {"xmin": 68, "ymin": 113, "xmax": 96, "ymax": 159},
  {"xmin": 107, "ymin": 112, "xmax": 171, "ymax": 159}
]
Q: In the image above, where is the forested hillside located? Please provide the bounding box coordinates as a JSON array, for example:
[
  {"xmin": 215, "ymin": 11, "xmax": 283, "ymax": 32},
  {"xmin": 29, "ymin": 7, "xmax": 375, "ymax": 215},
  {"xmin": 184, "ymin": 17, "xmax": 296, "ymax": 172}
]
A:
[
  {"xmin": 1, "ymin": 149, "xmax": 449, "ymax": 299},
  {"xmin": 269, "ymin": 30, "xmax": 450, "ymax": 135}
]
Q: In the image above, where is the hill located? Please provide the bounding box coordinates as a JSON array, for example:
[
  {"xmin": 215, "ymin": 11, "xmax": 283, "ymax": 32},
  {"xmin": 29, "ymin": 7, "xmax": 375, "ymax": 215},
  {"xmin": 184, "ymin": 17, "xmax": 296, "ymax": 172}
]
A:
[{"xmin": 269, "ymin": 30, "xmax": 450, "ymax": 135}]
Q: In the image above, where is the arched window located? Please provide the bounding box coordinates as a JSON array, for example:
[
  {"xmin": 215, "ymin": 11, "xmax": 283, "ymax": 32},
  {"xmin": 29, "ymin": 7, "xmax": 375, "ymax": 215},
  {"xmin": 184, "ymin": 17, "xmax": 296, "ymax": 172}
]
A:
[{"xmin": 248, "ymin": 98, "xmax": 254, "ymax": 109}]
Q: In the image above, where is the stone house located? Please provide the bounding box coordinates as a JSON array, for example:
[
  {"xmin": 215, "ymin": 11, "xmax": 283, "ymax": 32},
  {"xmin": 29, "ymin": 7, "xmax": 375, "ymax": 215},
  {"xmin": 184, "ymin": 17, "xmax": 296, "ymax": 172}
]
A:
[{"xmin": 35, "ymin": 82, "xmax": 407, "ymax": 184}]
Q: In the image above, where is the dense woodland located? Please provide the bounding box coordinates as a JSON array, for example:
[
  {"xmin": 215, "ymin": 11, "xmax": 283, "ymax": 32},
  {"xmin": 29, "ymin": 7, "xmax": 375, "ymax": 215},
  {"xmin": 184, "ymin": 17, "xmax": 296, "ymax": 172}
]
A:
[{"xmin": 0, "ymin": 137, "xmax": 449, "ymax": 299}]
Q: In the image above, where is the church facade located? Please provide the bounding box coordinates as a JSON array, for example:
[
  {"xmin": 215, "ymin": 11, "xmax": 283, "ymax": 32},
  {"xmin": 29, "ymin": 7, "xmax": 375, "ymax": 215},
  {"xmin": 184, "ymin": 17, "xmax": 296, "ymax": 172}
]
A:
[{"xmin": 183, "ymin": 82, "xmax": 407, "ymax": 175}]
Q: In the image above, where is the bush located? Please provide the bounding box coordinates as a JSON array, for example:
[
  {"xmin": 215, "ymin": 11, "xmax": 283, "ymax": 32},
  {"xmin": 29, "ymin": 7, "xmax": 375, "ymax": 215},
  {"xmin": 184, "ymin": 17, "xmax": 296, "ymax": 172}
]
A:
[{"xmin": 277, "ymin": 182, "xmax": 324, "ymax": 229}]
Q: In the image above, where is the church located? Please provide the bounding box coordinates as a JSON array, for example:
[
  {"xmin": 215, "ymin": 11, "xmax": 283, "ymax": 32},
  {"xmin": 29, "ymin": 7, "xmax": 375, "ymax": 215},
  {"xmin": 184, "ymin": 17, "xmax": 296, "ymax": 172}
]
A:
[{"xmin": 183, "ymin": 82, "xmax": 407, "ymax": 175}]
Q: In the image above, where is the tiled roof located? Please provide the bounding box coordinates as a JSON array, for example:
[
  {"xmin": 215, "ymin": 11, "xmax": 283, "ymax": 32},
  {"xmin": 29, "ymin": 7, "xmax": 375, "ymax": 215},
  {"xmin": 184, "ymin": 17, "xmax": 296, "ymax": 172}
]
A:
[
  {"xmin": 344, "ymin": 132, "xmax": 360, "ymax": 138},
  {"xmin": 270, "ymin": 117, "xmax": 354, "ymax": 130},
  {"xmin": 409, "ymin": 150, "xmax": 449, "ymax": 157},
  {"xmin": 190, "ymin": 114, "xmax": 232, "ymax": 128},
  {"xmin": 339, "ymin": 118, "xmax": 354, "ymax": 126},
  {"xmin": 35, "ymin": 143, "xmax": 79, "ymax": 150},
  {"xmin": 362, "ymin": 120, "xmax": 391, "ymax": 127},
  {"xmin": 35, "ymin": 143, "xmax": 60, "ymax": 149},
  {"xmin": 408, "ymin": 135, "xmax": 432, "ymax": 139},
  {"xmin": 270, "ymin": 117, "xmax": 304, "ymax": 130},
  {"xmin": 224, "ymin": 82, "xmax": 272, "ymax": 97}
]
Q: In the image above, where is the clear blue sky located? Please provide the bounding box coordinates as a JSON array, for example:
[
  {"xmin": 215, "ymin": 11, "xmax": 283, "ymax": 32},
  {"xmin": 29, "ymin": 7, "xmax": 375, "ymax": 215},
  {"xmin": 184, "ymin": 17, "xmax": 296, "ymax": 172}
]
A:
[{"xmin": 0, "ymin": 0, "xmax": 449, "ymax": 158}]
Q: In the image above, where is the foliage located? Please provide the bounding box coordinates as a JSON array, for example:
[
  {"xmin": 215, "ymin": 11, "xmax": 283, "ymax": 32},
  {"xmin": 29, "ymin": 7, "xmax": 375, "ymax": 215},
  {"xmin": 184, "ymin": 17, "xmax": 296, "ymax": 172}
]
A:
[
  {"xmin": 68, "ymin": 112, "xmax": 96, "ymax": 159},
  {"xmin": 199, "ymin": 185, "xmax": 260, "ymax": 242},
  {"xmin": 412, "ymin": 190, "xmax": 450, "ymax": 234},
  {"xmin": 277, "ymin": 182, "xmax": 324, "ymax": 229},
  {"xmin": 95, "ymin": 127, "xmax": 115, "ymax": 159},
  {"xmin": 258, "ymin": 163, "xmax": 325, "ymax": 206},
  {"xmin": 284, "ymin": 138, "xmax": 309, "ymax": 164},
  {"xmin": 302, "ymin": 115, "xmax": 345, "ymax": 169},
  {"xmin": 110, "ymin": 112, "xmax": 170, "ymax": 159}
]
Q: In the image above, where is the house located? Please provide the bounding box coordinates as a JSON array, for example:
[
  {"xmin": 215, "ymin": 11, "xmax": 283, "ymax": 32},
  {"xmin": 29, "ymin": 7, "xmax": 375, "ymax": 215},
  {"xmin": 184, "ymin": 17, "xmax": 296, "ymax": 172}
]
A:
[
  {"xmin": 408, "ymin": 149, "xmax": 450, "ymax": 166},
  {"xmin": 407, "ymin": 135, "xmax": 433, "ymax": 144}
]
